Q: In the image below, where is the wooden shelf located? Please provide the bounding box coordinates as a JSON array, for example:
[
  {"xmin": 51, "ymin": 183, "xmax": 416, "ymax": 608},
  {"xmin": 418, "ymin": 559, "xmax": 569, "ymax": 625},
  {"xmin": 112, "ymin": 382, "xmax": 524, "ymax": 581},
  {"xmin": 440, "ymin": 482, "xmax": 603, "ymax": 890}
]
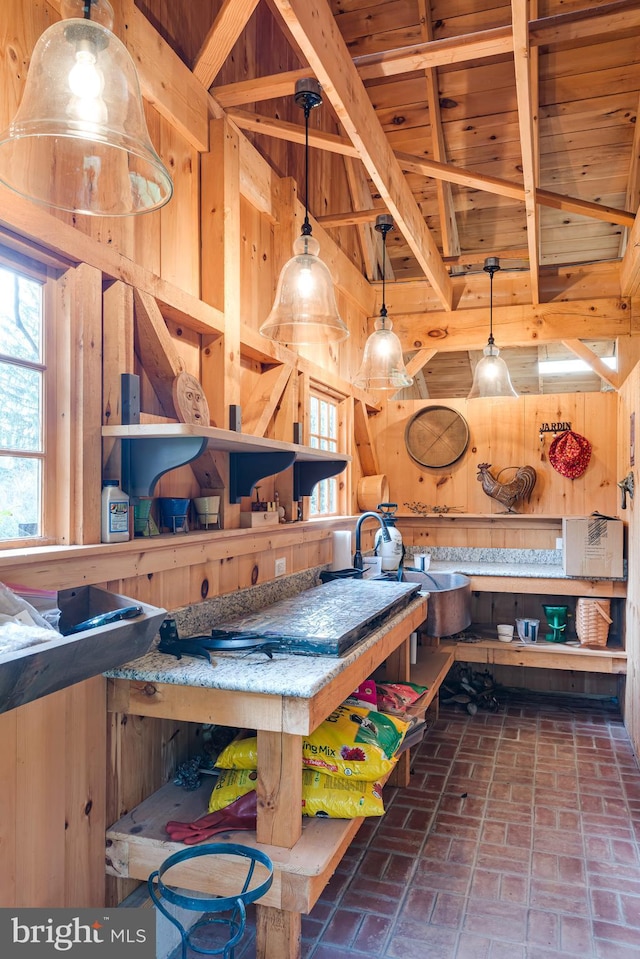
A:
[
  {"xmin": 444, "ymin": 638, "xmax": 627, "ymax": 674},
  {"xmin": 408, "ymin": 646, "xmax": 455, "ymax": 716},
  {"xmin": 105, "ymin": 779, "xmax": 365, "ymax": 914},
  {"xmin": 102, "ymin": 424, "xmax": 350, "ymax": 499}
]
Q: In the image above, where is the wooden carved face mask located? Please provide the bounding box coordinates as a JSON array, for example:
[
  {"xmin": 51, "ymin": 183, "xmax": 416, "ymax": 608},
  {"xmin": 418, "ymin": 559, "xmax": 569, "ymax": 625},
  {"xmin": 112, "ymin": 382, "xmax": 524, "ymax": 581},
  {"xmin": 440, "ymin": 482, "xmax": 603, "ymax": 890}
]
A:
[{"xmin": 172, "ymin": 372, "xmax": 210, "ymax": 426}]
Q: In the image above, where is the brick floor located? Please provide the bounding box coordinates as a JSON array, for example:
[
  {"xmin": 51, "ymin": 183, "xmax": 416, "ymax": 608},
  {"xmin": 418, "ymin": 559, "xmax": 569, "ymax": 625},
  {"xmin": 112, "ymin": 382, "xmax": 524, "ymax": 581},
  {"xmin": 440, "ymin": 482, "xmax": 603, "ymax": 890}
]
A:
[{"xmin": 168, "ymin": 691, "xmax": 640, "ymax": 958}]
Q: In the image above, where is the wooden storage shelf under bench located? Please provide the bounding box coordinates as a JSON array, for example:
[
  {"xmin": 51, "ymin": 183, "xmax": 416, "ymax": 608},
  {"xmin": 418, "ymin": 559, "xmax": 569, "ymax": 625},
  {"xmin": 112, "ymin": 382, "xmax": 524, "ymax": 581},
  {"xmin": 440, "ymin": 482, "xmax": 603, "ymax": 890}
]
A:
[
  {"xmin": 105, "ymin": 641, "xmax": 456, "ymax": 917},
  {"xmin": 442, "ymin": 638, "xmax": 627, "ymax": 674}
]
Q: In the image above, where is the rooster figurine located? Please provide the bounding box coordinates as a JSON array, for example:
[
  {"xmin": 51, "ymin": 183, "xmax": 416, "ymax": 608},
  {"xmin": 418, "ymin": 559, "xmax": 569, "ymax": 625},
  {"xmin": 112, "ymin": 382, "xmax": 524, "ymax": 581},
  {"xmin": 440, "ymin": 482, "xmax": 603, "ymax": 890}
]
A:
[{"xmin": 477, "ymin": 463, "xmax": 537, "ymax": 513}]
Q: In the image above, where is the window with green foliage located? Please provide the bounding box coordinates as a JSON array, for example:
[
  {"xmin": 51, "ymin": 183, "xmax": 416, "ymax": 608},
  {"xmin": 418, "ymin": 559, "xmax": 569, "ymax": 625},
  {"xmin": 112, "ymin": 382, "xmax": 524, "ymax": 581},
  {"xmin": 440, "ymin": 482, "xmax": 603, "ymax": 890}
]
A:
[
  {"xmin": 309, "ymin": 392, "xmax": 340, "ymax": 516},
  {"xmin": 0, "ymin": 262, "xmax": 45, "ymax": 542}
]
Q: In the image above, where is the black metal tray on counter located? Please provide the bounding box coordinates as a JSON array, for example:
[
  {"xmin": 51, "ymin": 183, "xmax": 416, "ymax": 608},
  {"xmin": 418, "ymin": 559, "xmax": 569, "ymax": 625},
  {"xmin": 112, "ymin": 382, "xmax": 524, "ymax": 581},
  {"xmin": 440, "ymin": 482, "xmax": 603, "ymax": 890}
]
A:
[{"xmin": 209, "ymin": 578, "xmax": 421, "ymax": 656}]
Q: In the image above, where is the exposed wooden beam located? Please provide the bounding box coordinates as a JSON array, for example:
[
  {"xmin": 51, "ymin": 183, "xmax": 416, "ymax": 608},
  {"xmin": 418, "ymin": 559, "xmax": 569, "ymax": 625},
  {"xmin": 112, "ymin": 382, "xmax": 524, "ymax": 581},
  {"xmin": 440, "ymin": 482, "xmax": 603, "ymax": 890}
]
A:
[
  {"xmin": 240, "ymin": 324, "xmax": 381, "ymax": 410},
  {"xmin": 228, "ymin": 108, "xmax": 358, "ymax": 155},
  {"xmin": 512, "ymin": 0, "xmax": 540, "ymax": 304},
  {"xmin": 353, "ymin": 400, "xmax": 380, "ymax": 476},
  {"xmin": 343, "ymin": 158, "xmax": 386, "ymax": 281},
  {"xmin": 391, "ymin": 298, "xmax": 633, "ymax": 352},
  {"xmin": 561, "ymin": 338, "xmax": 621, "ymax": 390},
  {"xmin": 243, "ymin": 364, "xmax": 294, "ymax": 437},
  {"xmin": 529, "ymin": 0, "xmax": 640, "ymax": 48},
  {"xmin": 417, "ymin": 0, "xmax": 460, "ymax": 259},
  {"xmin": 404, "ymin": 349, "xmax": 438, "ymax": 378},
  {"xmin": 229, "ymin": 110, "xmax": 635, "ymax": 230},
  {"xmin": 619, "ymin": 90, "xmax": 640, "ymax": 258},
  {"xmin": 620, "ymin": 201, "xmax": 640, "ymax": 296},
  {"xmin": 133, "ymin": 289, "xmax": 184, "ymax": 416},
  {"xmin": 193, "ymin": 0, "xmax": 261, "ymax": 90},
  {"xmin": 271, "ymin": 0, "xmax": 453, "ymax": 310},
  {"xmin": 213, "ymin": 2, "xmax": 640, "ymax": 107}
]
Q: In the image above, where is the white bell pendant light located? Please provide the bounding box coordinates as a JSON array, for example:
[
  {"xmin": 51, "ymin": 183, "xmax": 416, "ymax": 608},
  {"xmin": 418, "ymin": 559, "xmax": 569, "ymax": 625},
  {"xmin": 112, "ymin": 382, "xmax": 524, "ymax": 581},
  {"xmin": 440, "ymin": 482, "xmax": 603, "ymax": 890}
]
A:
[
  {"xmin": 0, "ymin": 0, "xmax": 173, "ymax": 216},
  {"xmin": 260, "ymin": 78, "xmax": 348, "ymax": 346},
  {"xmin": 353, "ymin": 214, "xmax": 413, "ymax": 391},
  {"xmin": 467, "ymin": 256, "xmax": 517, "ymax": 399}
]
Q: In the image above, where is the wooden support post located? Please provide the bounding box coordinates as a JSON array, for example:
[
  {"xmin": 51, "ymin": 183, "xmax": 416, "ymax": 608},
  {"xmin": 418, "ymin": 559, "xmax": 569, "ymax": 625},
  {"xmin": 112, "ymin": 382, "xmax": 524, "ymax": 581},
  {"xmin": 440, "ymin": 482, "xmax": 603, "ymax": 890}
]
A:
[
  {"xmin": 66, "ymin": 263, "xmax": 103, "ymax": 545},
  {"xmin": 201, "ymin": 116, "xmax": 242, "ymax": 526},
  {"xmin": 102, "ymin": 282, "xmax": 135, "ymax": 482}
]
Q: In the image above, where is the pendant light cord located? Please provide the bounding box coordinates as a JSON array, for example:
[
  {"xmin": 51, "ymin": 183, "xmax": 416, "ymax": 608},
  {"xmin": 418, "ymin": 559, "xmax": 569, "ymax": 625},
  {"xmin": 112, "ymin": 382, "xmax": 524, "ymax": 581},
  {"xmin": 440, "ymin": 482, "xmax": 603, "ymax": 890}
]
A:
[
  {"xmin": 380, "ymin": 228, "xmax": 388, "ymax": 320},
  {"xmin": 83, "ymin": 0, "xmax": 92, "ymax": 18},
  {"xmin": 488, "ymin": 267, "xmax": 494, "ymax": 347},
  {"xmin": 302, "ymin": 102, "xmax": 312, "ymax": 237}
]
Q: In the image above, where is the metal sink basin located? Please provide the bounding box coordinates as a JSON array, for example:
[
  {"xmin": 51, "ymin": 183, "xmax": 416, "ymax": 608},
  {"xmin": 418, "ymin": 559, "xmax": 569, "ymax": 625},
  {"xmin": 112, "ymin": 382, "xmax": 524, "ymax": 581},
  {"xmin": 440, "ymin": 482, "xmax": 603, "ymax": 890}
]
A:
[{"xmin": 400, "ymin": 569, "xmax": 472, "ymax": 638}]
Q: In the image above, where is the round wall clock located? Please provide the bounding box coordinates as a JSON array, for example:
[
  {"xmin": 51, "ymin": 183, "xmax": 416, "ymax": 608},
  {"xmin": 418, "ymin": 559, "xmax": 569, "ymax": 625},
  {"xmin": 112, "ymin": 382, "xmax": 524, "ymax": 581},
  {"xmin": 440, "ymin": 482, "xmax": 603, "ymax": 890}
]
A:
[{"xmin": 405, "ymin": 405, "xmax": 470, "ymax": 468}]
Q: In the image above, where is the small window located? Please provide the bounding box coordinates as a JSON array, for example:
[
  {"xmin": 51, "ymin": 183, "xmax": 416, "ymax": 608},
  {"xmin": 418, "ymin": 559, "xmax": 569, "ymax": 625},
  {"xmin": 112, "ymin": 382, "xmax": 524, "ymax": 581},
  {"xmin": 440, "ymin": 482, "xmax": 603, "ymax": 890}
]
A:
[
  {"xmin": 0, "ymin": 261, "xmax": 45, "ymax": 542},
  {"xmin": 309, "ymin": 391, "xmax": 341, "ymax": 516}
]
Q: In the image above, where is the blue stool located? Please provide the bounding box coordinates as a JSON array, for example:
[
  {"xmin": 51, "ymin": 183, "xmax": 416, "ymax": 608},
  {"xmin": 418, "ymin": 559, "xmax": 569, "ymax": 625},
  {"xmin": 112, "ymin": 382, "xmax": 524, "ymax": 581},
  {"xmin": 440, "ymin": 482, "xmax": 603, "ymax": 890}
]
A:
[{"xmin": 148, "ymin": 842, "xmax": 274, "ymax": 959}]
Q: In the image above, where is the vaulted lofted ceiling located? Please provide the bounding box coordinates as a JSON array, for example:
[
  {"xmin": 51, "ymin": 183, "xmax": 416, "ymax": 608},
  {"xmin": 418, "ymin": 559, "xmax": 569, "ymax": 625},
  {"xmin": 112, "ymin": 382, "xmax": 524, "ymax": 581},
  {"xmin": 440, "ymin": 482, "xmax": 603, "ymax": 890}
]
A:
[{"xmin": 135, "ymin": 0, "xmax": 640, "ymax": 396}]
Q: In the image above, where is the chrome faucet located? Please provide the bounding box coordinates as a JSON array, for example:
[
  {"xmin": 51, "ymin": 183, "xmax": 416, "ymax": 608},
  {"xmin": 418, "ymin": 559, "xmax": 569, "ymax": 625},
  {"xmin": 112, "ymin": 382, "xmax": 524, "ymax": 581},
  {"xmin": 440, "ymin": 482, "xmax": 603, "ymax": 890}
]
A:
[{"xmin": 353, "ymin": 511, "xmax": 390, "ymax": 570}]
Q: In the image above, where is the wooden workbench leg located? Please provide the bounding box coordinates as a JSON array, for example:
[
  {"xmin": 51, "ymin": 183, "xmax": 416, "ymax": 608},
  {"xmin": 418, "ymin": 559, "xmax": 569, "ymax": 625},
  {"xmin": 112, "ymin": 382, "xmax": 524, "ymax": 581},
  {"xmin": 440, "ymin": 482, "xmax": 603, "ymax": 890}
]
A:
[
  {"xmin": 383, "ymin": 638, "xmax": 412, "ymax": 787},
  {"xmin": 256, "ymin": 903, "xmax": 301, "ymax": 959},
  {"xmin": 256, "ymin": 730, "xmax": 302, "ymax": 847}
]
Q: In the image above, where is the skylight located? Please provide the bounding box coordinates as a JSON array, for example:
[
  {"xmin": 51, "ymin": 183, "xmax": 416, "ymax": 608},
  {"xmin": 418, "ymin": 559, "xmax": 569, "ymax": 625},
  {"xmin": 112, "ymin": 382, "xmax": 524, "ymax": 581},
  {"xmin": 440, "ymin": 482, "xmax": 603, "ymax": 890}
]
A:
[{"xmin": 538, "ymin": 357, "xmax": 617, "ymax": 375}]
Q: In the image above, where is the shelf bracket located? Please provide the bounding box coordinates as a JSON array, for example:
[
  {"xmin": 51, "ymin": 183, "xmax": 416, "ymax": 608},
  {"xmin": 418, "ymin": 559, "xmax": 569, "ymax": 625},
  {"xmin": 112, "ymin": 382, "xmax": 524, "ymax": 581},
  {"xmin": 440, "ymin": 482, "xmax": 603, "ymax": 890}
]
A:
[
  {"xmin": 121, "ymin": 437, "xmax": 209, "ymax": 498},
  {"xmin": 294, "ymin": 461, "xmax": 347, "ymax": 499},
  {"xmin": 229, "ymin": 452, "xmax": 296, "ymax": 503}
]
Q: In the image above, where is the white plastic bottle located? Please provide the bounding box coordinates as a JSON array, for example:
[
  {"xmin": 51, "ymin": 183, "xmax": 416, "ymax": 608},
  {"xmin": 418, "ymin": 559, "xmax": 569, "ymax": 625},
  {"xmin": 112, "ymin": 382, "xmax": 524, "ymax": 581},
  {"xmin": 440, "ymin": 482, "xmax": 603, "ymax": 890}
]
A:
[{"xmin": 101, "ymin": 479, "xmax": 130, "ymax": 543}]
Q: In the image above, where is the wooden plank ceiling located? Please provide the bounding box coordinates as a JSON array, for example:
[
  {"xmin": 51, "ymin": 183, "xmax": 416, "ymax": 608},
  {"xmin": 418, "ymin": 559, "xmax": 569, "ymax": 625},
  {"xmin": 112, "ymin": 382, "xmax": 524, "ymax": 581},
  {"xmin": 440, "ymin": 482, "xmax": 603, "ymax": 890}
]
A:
[{"xmin": 137, "ymin": 0, "xmax": 640, "ymax": 396}]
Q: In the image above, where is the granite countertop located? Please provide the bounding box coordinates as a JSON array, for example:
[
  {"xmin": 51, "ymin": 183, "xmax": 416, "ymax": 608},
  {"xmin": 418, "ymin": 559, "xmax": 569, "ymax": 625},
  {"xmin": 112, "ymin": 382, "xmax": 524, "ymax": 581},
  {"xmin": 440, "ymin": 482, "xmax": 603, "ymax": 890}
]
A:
[
  {"xmin": 406, "ymin": 547, "xmax": 626, "ymax": 582},
  {"xmin": 427, "ymin": 560, "xmax": 567, "ymax": 579},
  {"xmin": 105, "ymin": 593, "xmax": 426, "ymax": 700}
]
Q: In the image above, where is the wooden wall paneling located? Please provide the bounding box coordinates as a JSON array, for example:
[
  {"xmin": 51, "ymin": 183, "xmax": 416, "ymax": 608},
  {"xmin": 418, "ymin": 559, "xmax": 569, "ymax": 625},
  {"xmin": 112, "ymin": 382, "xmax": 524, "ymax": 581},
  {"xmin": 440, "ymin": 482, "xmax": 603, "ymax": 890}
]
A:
[
  {"xmin": 0, "ymin": 707, "xmax": 17, "ymax": 905},
  {"xmin": 15, "ymin": 690, "xmax": 67, "ymax": 905},
  {"xmin": 201, "ymin": 117, "xmax": 242, "ymax": 527},
  {"xmin": 105, "ymin": 709, "xmax": 198, "ymax": 906},
  {"xmin": 371, "ymin": 393, "xmax": 618, "ymax": 521},
  {"xmin": 189, "ymin": 560, "xmax": 222, "ymax": 605},
  {"xmin": 70, "ymin": 263, "xmax": 103, "ymax": 544},
  {"xmin": 240, "ymin": 197, "xmax": 274, "ymax": 335},
  {"xmin": 471, "ymin": 398, "xmax": 526, "ymax": 515},
  {"xmin": 526, "ymin": 393, "xmax": 584, "ymax": 516},
  {"xmin": 63, "ymin": 677, "xmax": 107, "ymax": 906},
  {"xmin": 218, "ymin": 554, "xmax": 240, "ymax": 595},
  {"xmin": 133, "ymin": 103, "xmax": 163, "ymax": 276},
  {"xmin": 159, "ymin": 116, "xmax": 200, "ymax": 297}
]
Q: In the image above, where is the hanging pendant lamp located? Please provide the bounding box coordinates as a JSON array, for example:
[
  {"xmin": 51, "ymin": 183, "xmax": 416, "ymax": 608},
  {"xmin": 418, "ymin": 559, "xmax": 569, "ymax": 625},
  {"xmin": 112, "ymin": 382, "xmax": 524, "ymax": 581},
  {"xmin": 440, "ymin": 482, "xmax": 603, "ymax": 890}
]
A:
[
  {"xmin": 353, "ymin": 214, "xmax": 413, "ymax": 391},
  {"xmin": 467, "ymin": 256, "xmax": 517, "ymax": 399},
  {"xmin": 260, "ymin": 78, "xmax": 348, "ymax": 346},
  {"xmin": 0, "ymin": 0, "xmax": 173, "ymax": 216}
]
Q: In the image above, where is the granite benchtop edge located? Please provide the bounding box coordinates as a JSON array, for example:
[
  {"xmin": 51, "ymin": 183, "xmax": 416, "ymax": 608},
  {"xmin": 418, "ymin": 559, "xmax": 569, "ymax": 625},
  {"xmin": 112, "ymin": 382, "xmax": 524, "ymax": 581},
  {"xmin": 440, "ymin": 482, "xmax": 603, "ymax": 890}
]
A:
[{"xmin": 105, "ymin": 594, "xmax": 427, "ymax": 700}]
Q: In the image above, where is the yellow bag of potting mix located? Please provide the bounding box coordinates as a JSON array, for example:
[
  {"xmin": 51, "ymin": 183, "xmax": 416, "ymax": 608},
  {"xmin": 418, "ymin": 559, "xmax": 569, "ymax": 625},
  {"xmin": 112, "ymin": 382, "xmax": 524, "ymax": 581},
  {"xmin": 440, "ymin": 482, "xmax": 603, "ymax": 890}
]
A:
[
  {"xmin": 208, "ymin": 767, "xmax": 384, "ymax": 818},
  {"xmin": 216, "ymin": 705, "xmax": 409, "ymax": 782}
]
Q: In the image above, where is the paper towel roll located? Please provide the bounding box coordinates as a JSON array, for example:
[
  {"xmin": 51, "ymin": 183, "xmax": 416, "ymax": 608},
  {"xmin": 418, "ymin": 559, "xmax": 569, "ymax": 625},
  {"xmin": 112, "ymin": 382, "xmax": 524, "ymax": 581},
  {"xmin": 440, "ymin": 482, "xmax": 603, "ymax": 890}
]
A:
[{"xmin": 330, "ymin": 530, "xmax": 352, "ymax": 571}]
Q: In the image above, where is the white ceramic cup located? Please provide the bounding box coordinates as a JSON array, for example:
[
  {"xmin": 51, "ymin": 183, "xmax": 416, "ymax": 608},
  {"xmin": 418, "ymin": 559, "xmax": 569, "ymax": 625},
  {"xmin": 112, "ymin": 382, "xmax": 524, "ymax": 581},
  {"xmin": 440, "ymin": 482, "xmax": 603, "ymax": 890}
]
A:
[{"xmin": 497, "ymin": 624, "xmax": 514, "ymax": 642}]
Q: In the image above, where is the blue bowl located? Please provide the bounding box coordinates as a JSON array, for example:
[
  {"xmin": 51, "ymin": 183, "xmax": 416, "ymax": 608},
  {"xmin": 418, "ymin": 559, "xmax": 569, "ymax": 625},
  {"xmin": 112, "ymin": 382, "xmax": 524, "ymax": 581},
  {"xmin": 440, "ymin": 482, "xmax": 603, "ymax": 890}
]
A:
[{"xmin": 157, "ymin": 498, "xmax": 190, "ymax": 532}]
